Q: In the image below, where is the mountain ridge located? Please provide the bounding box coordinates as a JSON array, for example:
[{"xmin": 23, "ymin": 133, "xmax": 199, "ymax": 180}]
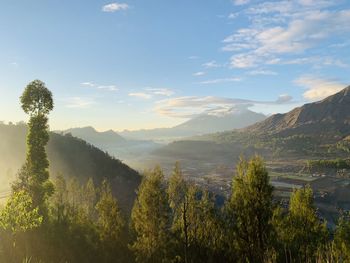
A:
[{"xmin": 245, "ymin": 86, "xmax": 350, "ymax": 136}]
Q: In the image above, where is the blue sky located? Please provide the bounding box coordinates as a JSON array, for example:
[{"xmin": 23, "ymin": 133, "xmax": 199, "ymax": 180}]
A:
[{"xmin": 0, "ymin": 0, "xmax": 349, "ymax": 131}]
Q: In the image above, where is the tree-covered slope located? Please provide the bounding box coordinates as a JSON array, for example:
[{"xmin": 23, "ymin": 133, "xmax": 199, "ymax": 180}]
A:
[{"xmin": 0, "ymin": 122, "xmax": 140, "ymax": 210}]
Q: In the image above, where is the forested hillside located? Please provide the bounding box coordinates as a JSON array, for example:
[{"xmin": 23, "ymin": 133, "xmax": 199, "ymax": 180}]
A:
[{"xmin": 0, "ymin": 122, "xmax": 140, "ymax": 210}]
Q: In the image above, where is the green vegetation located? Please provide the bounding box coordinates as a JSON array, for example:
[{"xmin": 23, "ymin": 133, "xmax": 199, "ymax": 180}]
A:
[
  {"xmin": 306, "ymin": 158, "xmax": 350, "ymax": 171},
  {"xmin": 13, "ymin": 80, "xmax": 54, "ymax": 215},
  {"xmin": 1, "ymin": 80, "xmax": 350, "ymax": 262}
]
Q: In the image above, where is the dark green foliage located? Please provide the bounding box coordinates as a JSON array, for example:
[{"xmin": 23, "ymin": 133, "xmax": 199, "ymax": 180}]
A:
[
  {"xmin": 334, "ymin": 216, "xmax": 350, "ymax": 260},
  {"xmin": 274, "ymin": 186, "xmax": 328, "ymax": 262},
  {"xmin": 306, "ymin": 158, "xmax": 350, "ymax": 171},
  {"xmin": 130, "ymin": 166, "xmax": 172, "ymax": 262},
  {"xmin": 227, "ymin": 156, "xmax": 274, "ymax": 262},
  {"xmin": 96, "ymin": 180, "xmax": 126, "ymax": 262},
  {"xmin": 13, "ymin": 80, "xmax": 54, "ymax": 213},
  {"xmin": 20, "ymin": 79, "xmax": 53, "ymax": 116}
]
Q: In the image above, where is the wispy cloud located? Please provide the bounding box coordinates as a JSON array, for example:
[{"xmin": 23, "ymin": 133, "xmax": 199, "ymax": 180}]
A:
[
  {"xmin": 248, "ymin": 69, "xmax": 278, "ymax": 75},
  {"xmin": 64, "ymin": 97, "xmax": 96, "ymax": 108},
  {"xmin": 96, "ymin": 85, "xmax": 118, "ymax": 91},
  {"xmin": 80, "ymin": 82, "xmax": 95, "ymax": 87},
  {"xmin": 193, "ymin": 71, "xmax": 206, "ymax": 77},
  {"xmin": 155, "ymin": 94, "xmax": 293, "ymax": 118},
  {"xmin": 202, "ymin": 60, "xmax": 221, "ymax": 68},
  {"xmin": 128, "ymin": 92, "xmax": 152, "ymax": 99},
  {"xmin": 199, "ymin": 77, "xmax": 241, "ymax": 84},
  {"xmin": 10, "ymin": 62, "xmax": 19, "ymax": 67},
  {"xmin": 233, "ymin": 0, "xmax": 250, "ymax": 6},
  {"xmin": 145, "ymin": 88, "xmax": 174, "ymax": 97},
  {"xmin": 102, "ymin": 2, "xmax": 129, "ymax": 12},
  {"xmin": 295, "ymin": 75, "xmax": 345, "ymax": 100},
  {"xmin": 228, "ymin": 12, "xmax": 239, "ymax": 19},
  {"xmin": 129, "ymin": 88, "xmax": 174, "ymax": 100},
  {"xmin": 80, "ymin": 82, "xmax": 118, "ymax": 91}
]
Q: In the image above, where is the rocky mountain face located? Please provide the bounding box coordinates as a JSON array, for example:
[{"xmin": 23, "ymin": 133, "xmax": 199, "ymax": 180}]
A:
[{"xmin": 246, "ymin": 86, "xmax": 350, "ymax": 136}]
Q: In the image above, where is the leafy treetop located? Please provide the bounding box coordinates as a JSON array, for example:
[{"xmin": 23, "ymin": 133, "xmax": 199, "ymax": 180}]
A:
[{"xmin": 20, "ymin": 79, "xmax": 53, "ymax": 116}]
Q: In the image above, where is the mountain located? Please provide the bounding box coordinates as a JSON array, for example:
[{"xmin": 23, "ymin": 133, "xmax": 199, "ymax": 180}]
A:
[
  {"xmin": 150, "ymin": 86, "xmax": 350, "ymax": 173},
  {"xmin": 120, "ymin": 108, "xmax": 266, "ymax": 141},
  {"xmin": 246, "ymin": 86, "xmax": 350, "ymax": 136},
  {"xmin": 0, "ymin": 123, "xmax": 141, "ymax": 211},
  {"xmin": 64, "ymin": 126, "xmax": 126, "ymax": 147},
  {"xmin": 60, "ymin": 126, "xmax": 161, "ymax": 168}
]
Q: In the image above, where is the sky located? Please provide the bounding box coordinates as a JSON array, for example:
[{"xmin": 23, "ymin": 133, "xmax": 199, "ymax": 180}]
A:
[{"xmin": 0, "ymin": 0, "xmax": 349, "ymax": 131}]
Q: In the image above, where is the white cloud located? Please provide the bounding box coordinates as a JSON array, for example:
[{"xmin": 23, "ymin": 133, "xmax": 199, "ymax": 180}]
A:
[
  {"xmin": 128, "ymin": 88, "xmax": 175, "ymax": 100},
  {"xmin": 199, "ymin": 77, "xmax": 241, "ymax": 84},
  {"xmin": 145, "ymin": 88, "xmax": 174, "ymax": 97},
  {"xmin": 97, "ymin": 85, "xmax": 118, "ymax": 91},
  {"xmin": 80, "ymin": 82, "xmax": 118, "ymax": 91},
  {"xmin": 248, "ymin": 69, "xmax": 277, "ymax": 75},
  {"xmin": 128, "ymin": 92, "xmax": 152, "ymax": 99},
  {"xmin": 188, "ymin": 56, "xmax": 199, "ymax": 60},
  {"xmin": 295, "ymin": 76, "xmax": 345, "ymax": 100},
  {"xmin": 230, "ymin": 53, "xmax": 258, "ymax": 68},
  {"xmin": 80, "ymin": 82, "xmax": 96, "ymax": 87},
  {"xmin": 64, "ymin": 97, "xmax": 96, "ymax": 108},
  {"xmin": 228, "ymin": 13, "xmax": 239, "ymax": 19},
  {"xmin": 155, "ymin": 94, "xmax": 293, "ymax": 118},
  {"xmin": 233, "ymin": 0, "xmax": 250, "ymax": 6},
  {"xmin": 276, "ymin": 94, "xmax": 293, "ymax": 103},
  {"xmin": 202, "ymin": 60, "xmax": 221, "ymax": 68},
  {"xmin": 102, "ymin": 2, "xmax": 129, "ymax": 12},
  {"xmin": 193, "ymin": 71, "xmax": 205, "ymax": 77},
  {"xmin": 223, "ymin": 5, "xmax": 350, "ymax": 69}
]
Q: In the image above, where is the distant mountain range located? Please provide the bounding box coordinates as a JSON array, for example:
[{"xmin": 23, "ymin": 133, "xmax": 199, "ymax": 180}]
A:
[
  {"xmin": 151, "ymin": 86, "xmax": 350, "ymax": 172},
  {"xmin": 57, "ymin": 109, "xmax": 266, "ymax": 169},
  {"xmin": 0, "ymin": 123, "xmax": 140, "ymax": 211},
  {"xmin": 120, "ymin": 108, "xmax": 266, "ymax": 141},
  {"xmin": 60, "ymin": 127, "xmax": 161, "ymax": 168}
]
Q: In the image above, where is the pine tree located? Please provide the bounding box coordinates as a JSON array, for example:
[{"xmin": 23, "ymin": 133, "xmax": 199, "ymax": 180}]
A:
[
  {"xmin": 278, "ymin": 186, "xmax": 328, "ymax": 262},
  {"xmin": 131, "ymin": 166, "xmax": 171, "ymax": 263},
  {"xmin": 50, "ymin": 174, "xmax": 68, "ymax": 223},
  {"xmin": 167, "ymin": 162, "xmax": 189, "ymax": 262},
  {"xmin": 95, "ymin": 179, "xmax": 125, "ymax": 261},
  {"xmin": 228, "ymin": 156, "xmax": 274, "ymax": 262}
]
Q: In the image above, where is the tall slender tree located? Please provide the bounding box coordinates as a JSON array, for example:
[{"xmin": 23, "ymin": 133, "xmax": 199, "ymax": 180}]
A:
[
  {"xmin": 167, "ymin": 162, "xmax": 189, "ymax": 262},
  {"xmin": 13, "ymin": 80, "xmax": 54, "ymax": 214},
  {"xmin": 131, "ymin": 166, "xmax": 171, "ymax": 263},
  {"xmin": 96, "ymin": 180, "xmax": 125, "ymax": 262},
  {"xmin": 228, "ymin": 156, "xmax": 274, "ymax": 262},
  {"xmin": 276, "ymin": 186, "xmax": 328, "ymax": 262}
]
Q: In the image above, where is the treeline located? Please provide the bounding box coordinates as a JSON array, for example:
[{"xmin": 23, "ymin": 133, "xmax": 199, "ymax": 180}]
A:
[
  {"xmin": 0, "ymin": 176, "xmax": 129, "ymax": 262},
  {"xmin": 306, "ymin": 158, "xmax": 350, "ymax": 171},
  {"xmin": 2, "ymin": 157, "xmax": 350, "ymax": 262}
]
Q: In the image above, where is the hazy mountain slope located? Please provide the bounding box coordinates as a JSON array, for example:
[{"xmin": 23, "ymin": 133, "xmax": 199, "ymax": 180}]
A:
[
  {"xmin": 120, "ymin": 109, "xmax": 266, "ymax": 141},
  {"xmin": 0, "ymin": 123, "xmax": 141, "ymax": 210},
  {"xmin": 61, "ymin": 126, "xmax": 161, "ymax": 165},
  {"xmin": 64, "ymin": 126, "xmax": 126, "ymax": 146},
  {"xmin": 245, "ymin": 86, "xmax": 350, "ymax": 136},
  {"xmin": 150, "ymin": 86, "xmax": 350, "ymax": 172}
]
